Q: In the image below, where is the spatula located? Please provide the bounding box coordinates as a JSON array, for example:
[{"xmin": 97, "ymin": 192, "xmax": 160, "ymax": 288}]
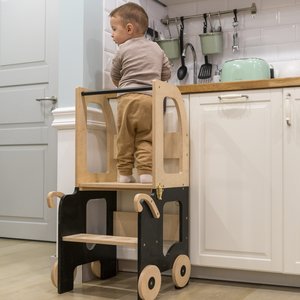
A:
[
  {"xmin": 198, "ymin": 14, "xmax": 212, "ymax": 80},
  {"xmin": 198, "ymin": 56, "xmax": 212, "ymax": 80}
]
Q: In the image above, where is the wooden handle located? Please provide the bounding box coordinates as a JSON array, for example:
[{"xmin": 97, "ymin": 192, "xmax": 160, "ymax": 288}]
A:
[
  {"xmin": 134, "ymin": 193, "xmax": 160, "ymax": 219},
  {"xmin": 47, "ymin": 191, "xmax": 65, "ymax": 208}
]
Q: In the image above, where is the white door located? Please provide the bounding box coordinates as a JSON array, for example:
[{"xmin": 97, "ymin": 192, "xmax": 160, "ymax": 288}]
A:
[
  {"xmin": 189, "ymin": 89, "xmax": 283, "ymax": 272},
  {"xmin": 0, "ymin": 0, "xmax": 58, "ymax": 241}
]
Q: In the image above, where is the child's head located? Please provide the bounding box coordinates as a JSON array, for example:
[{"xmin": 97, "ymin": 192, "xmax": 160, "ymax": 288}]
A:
[{"xmin": 110, "ymin": 2, "xmax": 148, "ymax": 45}]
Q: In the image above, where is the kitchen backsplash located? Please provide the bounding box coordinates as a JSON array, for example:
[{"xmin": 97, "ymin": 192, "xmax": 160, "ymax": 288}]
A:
[{"xmin": 103, "ymin": 0, "xmax": 300, "ymax": 86}]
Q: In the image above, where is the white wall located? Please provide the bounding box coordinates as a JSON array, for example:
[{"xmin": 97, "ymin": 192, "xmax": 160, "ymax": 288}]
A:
[
  {"xmin": 103, "ymin": 0, "xmax": 300, "ymax": 86},
  {"xmin": 58, "ymin": 0, "xmax": 103, "ymax": 107},
  {"xmin": 58, "ymin": 0, "xmax": 84, "ymax": 107}
]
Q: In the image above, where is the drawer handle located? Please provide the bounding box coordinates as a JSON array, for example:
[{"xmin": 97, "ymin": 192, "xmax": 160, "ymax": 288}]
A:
[
  {"xmin": 218, "ymin": 94, "xmax": 249, "ymax": 102},
  {"xmin": 285, "ymin": 93, "xmax": 292, "ymax": 126}
]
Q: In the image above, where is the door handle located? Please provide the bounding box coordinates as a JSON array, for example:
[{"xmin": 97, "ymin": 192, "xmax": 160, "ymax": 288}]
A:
[
  {"xmin": 36, "ymin": 96, "xmax": 57, "ymax": 110},
  {"xmin": 36, "ymin": 96, "xmax": 57, "ymax": 103}
]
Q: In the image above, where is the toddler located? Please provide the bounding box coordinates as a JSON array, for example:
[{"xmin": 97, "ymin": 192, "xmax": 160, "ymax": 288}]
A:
[{"xmin": 110, "ymin": 2, "xmax": 171, "ymax": 183}]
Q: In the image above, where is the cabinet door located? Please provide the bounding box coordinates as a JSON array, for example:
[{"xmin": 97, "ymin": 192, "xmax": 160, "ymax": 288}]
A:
[
  {"xmin": 190, "ymin": 89, "xmax": 283, "ymax": 272},
  {"xmin": 283, "ymin": 88, "xmax": 300, "ymax": 274}
]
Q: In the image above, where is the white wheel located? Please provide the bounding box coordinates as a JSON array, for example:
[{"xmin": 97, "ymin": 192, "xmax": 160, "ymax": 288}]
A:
[
  {"xmin": 172, "ymin": 255, "xmax": 191, "ymax": 288},
  {"xmin": 138, "ymin": 265, "xmax": 161, "ymax": 300},
  {"xmin": 50, "ymin": 260, "xmax": 77, "ymax": 288},
  {"xmin": 91, "ymin": 260, "xmax": 101, "ymax": 278}
]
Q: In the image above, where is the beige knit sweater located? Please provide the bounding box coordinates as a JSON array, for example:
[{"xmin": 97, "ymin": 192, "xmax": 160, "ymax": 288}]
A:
[{"xmin": 110, "ymin": 36, "xmax": 171, "ymax": 90}]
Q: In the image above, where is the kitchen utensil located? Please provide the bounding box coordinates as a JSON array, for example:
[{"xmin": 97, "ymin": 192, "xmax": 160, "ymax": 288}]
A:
[
  {"xmin": 166, "ymin": 19, "xmax": 172, "ymax": 39},
  {"xmin": 177, "ymin": 17, "xmax": 187, "ymax": 80},
  {"xmin": 208, "ymin": 13, "xmax": 213, "ymax": 32},
  {"xmin": 152, "ymin": 20, "xmax": 156, "ymax": 41},
  {"xmin": 221, "ymin": 58, "xmax": 271, "ymax": 82},
  {"xmin": 146, "ymin": 26, "xmax": 159, "ymax": 41},
  {"xmin": 232, "ymin": 9, "xmax": 239, "ymax": 53},
  {"xmin": 175, "ymin": 17, "xmax": 180, "ymax": 36},
  {"xmin": 198, "ymin": 14, "xmax": 212, "ymax": 80},
  {"xmin": 216, "ymin": 12, "xmax": 222, "ymax": 32}
]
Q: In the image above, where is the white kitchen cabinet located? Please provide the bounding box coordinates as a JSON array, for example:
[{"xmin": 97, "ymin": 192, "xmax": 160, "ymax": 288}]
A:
[
  {"xmin": 189, "ymin": 89, "xmax": 284, "ymax": 272},
  {"xmin": 283, "ymin": 88, "xmax": 300, "ymax": 274}
]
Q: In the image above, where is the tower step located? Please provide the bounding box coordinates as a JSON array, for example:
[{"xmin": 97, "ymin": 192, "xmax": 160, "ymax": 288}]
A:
[{"xmin": 63, "ymin": 233, "xmax": 138, "ymax": 247}]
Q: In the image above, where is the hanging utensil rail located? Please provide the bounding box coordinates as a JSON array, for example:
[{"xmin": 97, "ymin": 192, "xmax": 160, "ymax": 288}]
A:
[
  {"xmin": 152, "ymin": 0, "xmax": 167, "ymax": 7},
  {"xmin": 161, "ymin": 2, "xmax": 256, "ymax": 25}
]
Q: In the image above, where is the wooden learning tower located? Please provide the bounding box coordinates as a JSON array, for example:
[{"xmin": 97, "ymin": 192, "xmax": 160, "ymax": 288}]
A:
[{"xmin": 48, "ymin": 80, "xmax": 190, "ymax": 300}]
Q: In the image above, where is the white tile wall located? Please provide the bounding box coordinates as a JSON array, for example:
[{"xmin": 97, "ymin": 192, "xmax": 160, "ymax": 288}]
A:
[
  {"xmin": 261, "ymin": 0, "xmax": 295, "ymax": 9},
  {"xmin": 103, "ymin": 0, "xmax": 300, "ymax": 86}
]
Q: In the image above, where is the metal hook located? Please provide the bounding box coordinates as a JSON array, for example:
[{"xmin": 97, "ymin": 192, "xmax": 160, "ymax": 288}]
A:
[
  {"xmin": 217, "ymin": 12, "xmax": 222, "ymax": 31},
  {"xmin": 208, "ymin": 13, "xmax": 213, "ymax": 32},
  {"xmin": 233, "ymin": 9, "xmax": 238, "ymax": 23},
  {"xmin": 203, "ymin": 13, "xmax": 207, "ymax": 33},
  {"xmin": 174, "ymin": 17, "xmax": 180, "ymax": 36},
  {"xmin": 180, "ymin": 16, "xmax": 184, "ymax": 30}
]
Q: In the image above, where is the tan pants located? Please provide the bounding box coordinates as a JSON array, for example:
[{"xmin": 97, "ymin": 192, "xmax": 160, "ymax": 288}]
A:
[{"xmin": 117, "ymin": 93, "xmax": 152, "ymax": 176}]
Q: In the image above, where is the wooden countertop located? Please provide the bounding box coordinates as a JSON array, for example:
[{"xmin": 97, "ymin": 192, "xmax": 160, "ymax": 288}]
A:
[{"xmin": 178, "ymin": 77, "xmax": 300, "ymax": 94}]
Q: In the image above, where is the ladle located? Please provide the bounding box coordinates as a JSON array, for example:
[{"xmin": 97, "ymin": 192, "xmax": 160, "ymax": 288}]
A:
[
  {"xmin": 232, "ymin": 9, "xmax": 239, "ymax": 52},
  {"xmin": 177, "ymin": 17, "xmax": 187, "ymax": 80}
]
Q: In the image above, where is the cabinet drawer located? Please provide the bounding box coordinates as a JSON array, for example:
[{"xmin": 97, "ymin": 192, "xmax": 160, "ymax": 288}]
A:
[{"xmin": 190, "ymin": 89, "xmax": 278, "ymax": 105}]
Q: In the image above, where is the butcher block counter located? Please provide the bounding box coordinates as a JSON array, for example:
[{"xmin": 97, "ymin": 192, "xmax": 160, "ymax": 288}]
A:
[{"xmin": 178, "ymin": 76, "xmax": 300, "ymax": 94}]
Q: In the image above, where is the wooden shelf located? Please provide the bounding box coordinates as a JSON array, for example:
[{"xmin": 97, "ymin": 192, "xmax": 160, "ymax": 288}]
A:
[{"xmin": 63, "ymin": 233, "xmax": 138, "ymax": 248}]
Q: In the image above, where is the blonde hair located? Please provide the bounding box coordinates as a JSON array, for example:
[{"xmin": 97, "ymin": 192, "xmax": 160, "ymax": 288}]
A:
[{"xmin": 110, "ymin": 2, "xmax": 148, "ymax": 34}]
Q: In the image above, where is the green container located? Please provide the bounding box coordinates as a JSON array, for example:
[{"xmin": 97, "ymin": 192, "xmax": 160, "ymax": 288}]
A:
[
  {"xmin": 199, "ymin": 32, "xmax": 223, "ymax": 55},
  {"xmin": 157, "ymin": 38, "xmax": 180, "ymax": 60}
]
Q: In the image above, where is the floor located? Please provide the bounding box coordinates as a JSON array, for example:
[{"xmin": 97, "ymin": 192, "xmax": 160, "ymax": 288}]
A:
[{"xmin": 1, "ymin": 239, "xmax": 300, "ymax": 300}]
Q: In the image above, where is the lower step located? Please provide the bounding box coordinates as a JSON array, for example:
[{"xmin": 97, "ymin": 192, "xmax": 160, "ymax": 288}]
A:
[{"xmin": 63, "ymin": 233, "xmax": 138, "ymax": 248}]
